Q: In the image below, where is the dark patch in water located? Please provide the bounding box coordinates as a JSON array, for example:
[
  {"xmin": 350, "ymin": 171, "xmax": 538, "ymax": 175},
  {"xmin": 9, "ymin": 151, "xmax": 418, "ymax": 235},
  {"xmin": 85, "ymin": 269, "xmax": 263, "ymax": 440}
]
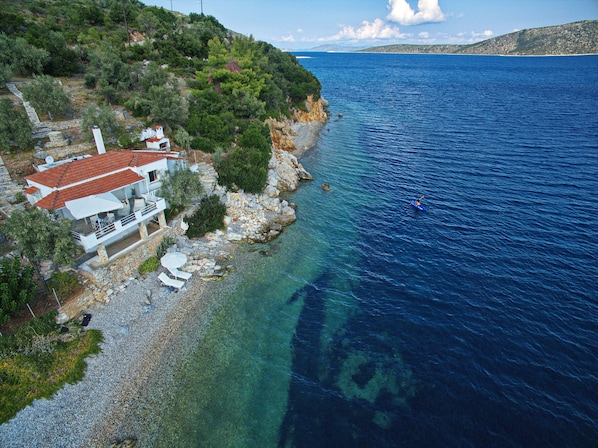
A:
[{"xmin": 351, "ymin": 361, "xmax": 376, "ymax": 388}]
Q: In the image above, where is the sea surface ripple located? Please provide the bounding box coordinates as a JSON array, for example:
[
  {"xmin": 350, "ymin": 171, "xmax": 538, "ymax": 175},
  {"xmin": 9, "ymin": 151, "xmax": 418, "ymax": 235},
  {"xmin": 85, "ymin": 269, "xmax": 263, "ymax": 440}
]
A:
[{"xmin": 152, "ymin": 53, "xmax": 597, "ymax": 448}]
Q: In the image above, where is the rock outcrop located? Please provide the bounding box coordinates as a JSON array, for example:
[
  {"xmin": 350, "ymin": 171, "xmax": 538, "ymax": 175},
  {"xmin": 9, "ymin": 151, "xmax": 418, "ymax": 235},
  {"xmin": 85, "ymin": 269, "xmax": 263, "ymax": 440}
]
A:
[
  {"xmin": 269, "ymin": 119, "xmax": 298, "ymax": 151},
  {"xmin": 294, "ymin": 94, "xmax": 329, "ymax": 123},
  {"xmin": 269, "ymin": 96, "xmax": 329, "ymax": 153}
]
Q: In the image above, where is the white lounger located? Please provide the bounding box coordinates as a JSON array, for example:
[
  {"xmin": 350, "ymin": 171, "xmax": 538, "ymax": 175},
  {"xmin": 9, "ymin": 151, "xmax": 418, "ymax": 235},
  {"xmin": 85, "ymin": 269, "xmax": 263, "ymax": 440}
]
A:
[
  {"xmin": 158, "ymin": 272, "xmax": 185, "ymax": 289},
  {"xmin": 166, "ymin": 266, "xmax": 192, "ymax": 280}
]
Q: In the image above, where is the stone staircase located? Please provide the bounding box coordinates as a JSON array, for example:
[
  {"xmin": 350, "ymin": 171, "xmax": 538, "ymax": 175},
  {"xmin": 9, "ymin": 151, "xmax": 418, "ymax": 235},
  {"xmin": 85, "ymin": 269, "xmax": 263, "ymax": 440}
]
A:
[
  {"xmin": 195, "ymin": 162, "xmax": 220, "ymax": 195},
  {"xmin": 6, "ymin": 82, "xmax": 40, "ymax": 126}
]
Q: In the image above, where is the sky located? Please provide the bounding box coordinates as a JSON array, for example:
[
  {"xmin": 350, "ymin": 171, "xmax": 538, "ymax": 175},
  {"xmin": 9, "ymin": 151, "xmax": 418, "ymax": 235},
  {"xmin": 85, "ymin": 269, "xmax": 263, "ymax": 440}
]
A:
[{"xmin": 140, "ymin": 0, "xmax": 598, "ymax": 50}]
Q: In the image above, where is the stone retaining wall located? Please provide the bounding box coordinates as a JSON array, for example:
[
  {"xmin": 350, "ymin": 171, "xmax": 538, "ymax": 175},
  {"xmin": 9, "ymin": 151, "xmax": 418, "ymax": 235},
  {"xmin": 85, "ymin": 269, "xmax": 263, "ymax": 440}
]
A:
[{"xmin": 60, "ymin": 220, "xmax": 186, "ymax": 319}]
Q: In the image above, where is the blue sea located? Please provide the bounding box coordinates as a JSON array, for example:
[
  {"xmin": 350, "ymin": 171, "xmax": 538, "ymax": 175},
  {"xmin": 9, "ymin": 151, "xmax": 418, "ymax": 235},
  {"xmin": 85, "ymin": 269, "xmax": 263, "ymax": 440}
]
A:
[{"xmin": 150, "ymin": 53, "xmax": 598, "ymax": 447}]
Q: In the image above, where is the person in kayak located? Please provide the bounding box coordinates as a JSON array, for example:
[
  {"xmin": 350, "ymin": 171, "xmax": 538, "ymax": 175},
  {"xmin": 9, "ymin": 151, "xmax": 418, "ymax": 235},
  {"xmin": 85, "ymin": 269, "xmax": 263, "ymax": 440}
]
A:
[{"xmin": 415, "ymin": 195, "xmax": 425, "ymax": 207}]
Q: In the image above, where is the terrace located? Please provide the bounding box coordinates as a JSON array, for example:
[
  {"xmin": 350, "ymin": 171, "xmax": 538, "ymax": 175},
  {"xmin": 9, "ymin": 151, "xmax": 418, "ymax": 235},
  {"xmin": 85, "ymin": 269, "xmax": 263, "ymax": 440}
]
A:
[{"xmin": 70, "ymin": 194, "xmax": 166, "ymax": 253}]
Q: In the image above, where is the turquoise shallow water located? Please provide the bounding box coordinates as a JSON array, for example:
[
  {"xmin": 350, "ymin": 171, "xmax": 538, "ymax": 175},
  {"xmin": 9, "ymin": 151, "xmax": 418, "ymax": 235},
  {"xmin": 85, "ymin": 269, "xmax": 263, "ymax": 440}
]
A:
[
  {"xmin": 150, "ymin": 95, "xmax": 372, "ymax": 447},
  {"xmin": 149, "ymin": 53, "xmax": 597, "ymax": 447}
]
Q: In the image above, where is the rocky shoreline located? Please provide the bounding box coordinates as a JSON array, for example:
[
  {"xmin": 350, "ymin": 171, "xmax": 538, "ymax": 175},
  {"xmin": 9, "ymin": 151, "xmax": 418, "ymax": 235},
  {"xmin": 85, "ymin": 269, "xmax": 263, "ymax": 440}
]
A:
[{"xmin": 0, "ymin": 116, "xmax": 327, "ymax": 448}]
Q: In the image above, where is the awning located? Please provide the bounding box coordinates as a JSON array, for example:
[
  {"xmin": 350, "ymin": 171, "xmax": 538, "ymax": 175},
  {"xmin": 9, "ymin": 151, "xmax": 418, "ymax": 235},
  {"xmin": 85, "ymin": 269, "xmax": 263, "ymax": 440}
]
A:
[{"xmin": 65, "ymin": 192, "xmax": 124, "ymax": 220}]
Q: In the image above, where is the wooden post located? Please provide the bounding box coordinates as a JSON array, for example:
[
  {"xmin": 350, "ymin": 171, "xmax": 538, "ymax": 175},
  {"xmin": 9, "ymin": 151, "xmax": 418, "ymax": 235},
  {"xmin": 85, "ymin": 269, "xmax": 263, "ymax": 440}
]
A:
[{"xmin": 52, "ymin": 288, "xmax": 61, "ymax": 308}]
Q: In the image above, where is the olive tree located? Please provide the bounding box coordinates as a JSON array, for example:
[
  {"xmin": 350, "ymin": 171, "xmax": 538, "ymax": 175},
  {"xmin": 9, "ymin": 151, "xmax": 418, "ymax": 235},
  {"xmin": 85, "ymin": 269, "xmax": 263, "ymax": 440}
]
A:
[
  {"xmin": 81, "ymin": 103, "xmax": 121, "ymax": 143},
  {"xmin": 0, "ymin": 63, "xmax": 12, "ymax": 84},
  {"xmin": 159, "ymin": 166, "xmax": 203, "ymax": 209},
  {"xmin": 146, "ymin": 85, "xmax": 187, "ymax": 129},
  {"xmin": 3, "ymin": 208, "xmax": 79, "ymax": 267},
  {"xmin": 0, "ymin": 98, "xmax": 32, "ymax": 151},
  {"xmin": 21, "ymin": 75, "xmax": 71, "ymax": 118},
  {"xmin": 10, "ymin": 37, "xmax": 49, "ymax": 76}
]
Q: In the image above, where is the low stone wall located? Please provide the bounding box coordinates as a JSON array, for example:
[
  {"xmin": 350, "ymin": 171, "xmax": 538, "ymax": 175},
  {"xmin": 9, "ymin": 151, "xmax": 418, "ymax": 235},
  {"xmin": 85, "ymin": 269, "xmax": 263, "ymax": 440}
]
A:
[{"xmin": 60, "ymin": 221, "xmax": 185, "ymax": 320}]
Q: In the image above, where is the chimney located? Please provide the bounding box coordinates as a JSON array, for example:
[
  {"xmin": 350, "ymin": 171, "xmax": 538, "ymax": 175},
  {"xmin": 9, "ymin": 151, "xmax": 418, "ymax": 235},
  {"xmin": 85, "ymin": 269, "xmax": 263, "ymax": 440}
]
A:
[
  {"xmin": 156, "ymin": 125, "xmax": 164, "ymax": 139},
  {"xmin": 92, "ymin": 126, "xmax": 106, "ymax": 154}
]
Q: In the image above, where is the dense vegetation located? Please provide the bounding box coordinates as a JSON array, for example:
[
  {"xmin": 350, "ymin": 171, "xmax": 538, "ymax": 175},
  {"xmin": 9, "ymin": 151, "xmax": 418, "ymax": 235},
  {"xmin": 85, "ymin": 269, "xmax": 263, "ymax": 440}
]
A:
[
  {"xmin": 0, "ymin": 258, "xmax": 37, "ymax": 325},
  {"xmin": 216, "ymin": 121, "xmax": 272, "ymax": 193},
  {"xmin": 0, "ymin": 0, "xmax": 321, "ymax": 191},
  {"xmin": 360, "ymin": 20, "xmax": 598, "ymax": 55},
  {"xmin": 0, "ymin": 310, "xmax": 103, "ymax": 423},
  {"xmin": 47, "ymin": 270, "xmax": 83, "ymax": 301}
]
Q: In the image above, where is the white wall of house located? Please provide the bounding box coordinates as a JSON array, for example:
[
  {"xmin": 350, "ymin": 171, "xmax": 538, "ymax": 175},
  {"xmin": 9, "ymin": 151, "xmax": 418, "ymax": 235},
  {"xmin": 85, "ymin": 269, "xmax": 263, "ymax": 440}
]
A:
[
  {"xmin": 25, "ymin": 181, "xmax": 55, "ymax": 201},
  {"xmin": 134, "ymin": 159, "xmax": 169, "ymax": 196},
  {"xmin": 146, "ymin": 137, "xmax": 170, "ymax": 150}
]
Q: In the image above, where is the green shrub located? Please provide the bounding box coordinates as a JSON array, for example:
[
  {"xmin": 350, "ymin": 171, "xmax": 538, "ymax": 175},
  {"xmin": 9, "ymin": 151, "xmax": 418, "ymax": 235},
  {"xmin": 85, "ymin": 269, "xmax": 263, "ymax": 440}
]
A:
[
  {"xmin": 11, "ymin": 310, "xmax": 59, "ymax": 351},
  {"xmin": 191, "ymin": 136, "xmax": 217, "ymax": 153},
  {"xmin": 186, "ymin": 195, "xmax": 227, "ymax": 239},
  {"xmin": 165, "ymin": 204, "xmax": 186, "ymax": 221},
  {"xmin": 48, "ymin": 271, "xmax": 82, "ymax": 301},
  {"xmin": 13, "ymin": 192, "xmax": 25, "ymax": 204},
  {"xmin": 156, "ymin": 236, "xmax": 176, "ymax": 259},
  {"xmin": 138, "ymin": 256, "xmax": 159, "ymax": 274},
  {"xmin": 217, "ymin": 147, "xmax": 268, "ymax": 193},
  {"xmin": 0, "ymin": 258, "xmax": 37, "ymax": 325}
]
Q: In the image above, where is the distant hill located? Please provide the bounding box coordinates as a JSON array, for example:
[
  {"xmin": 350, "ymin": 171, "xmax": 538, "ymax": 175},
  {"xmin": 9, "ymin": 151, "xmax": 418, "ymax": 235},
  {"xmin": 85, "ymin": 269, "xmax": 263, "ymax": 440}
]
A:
[{"xmin": 360, "ymin": 20, "xmax": 598, "ymax": 56}]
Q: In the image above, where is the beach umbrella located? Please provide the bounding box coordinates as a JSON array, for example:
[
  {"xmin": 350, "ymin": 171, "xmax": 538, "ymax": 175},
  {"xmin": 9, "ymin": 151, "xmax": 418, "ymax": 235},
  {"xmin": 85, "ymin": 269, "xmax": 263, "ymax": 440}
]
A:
[{"xmin": 160, "ymin": 252, "xmax": 187, "ymax": 270}]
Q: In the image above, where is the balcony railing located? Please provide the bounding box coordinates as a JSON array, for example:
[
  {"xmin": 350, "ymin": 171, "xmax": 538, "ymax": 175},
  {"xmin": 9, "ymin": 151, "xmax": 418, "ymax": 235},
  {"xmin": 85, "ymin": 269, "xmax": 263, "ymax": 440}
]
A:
[{"xmin": 71, "ymin": 197, "xmax": 166, "ymax": 252}]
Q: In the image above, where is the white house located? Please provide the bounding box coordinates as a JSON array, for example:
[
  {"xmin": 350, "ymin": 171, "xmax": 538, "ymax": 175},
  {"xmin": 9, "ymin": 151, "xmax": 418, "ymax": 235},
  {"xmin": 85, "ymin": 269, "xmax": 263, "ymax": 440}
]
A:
[
  {"xmin": 140, "ymin": 125, "xmax": 170, "ymax": 151},
  {"xmin": 24, "ymin": 149, "xmax": 184, "ymax": 260}
]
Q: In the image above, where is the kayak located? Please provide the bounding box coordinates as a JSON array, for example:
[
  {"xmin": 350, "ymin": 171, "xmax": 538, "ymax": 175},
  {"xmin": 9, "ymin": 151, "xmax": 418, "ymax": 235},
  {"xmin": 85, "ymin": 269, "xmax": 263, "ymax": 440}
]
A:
[{"xmin": 410, "ymin": 200, "xmax": 426, "ymax": 211}]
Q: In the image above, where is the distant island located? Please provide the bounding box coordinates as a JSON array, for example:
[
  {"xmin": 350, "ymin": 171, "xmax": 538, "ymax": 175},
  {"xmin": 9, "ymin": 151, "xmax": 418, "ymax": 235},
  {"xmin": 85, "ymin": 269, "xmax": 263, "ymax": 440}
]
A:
[{"xmin": 358, "ymin": 20, "xmax": 598, "ymax": 56}]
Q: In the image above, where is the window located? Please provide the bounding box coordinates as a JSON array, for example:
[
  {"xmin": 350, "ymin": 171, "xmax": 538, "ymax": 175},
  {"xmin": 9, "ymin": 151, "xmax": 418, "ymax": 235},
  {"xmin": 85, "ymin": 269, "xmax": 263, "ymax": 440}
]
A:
[{"xmin": 148, "ymin": 170, "xmax": 159, "ymax": 183}]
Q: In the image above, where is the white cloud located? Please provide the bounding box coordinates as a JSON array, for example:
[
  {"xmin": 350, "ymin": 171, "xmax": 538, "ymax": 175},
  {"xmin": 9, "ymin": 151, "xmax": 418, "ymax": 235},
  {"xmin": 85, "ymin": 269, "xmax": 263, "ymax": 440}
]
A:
[
  {"xmin": 472, "ymin": 29, "xmax": 494, "ymax": 39},
  {"xmin": 321, "ymin": 18, "xmax": 405, "ymax": 42},
  {"xmin": 280, "ymin": 34, "xmax": 295, "ymax": 42},
  {"xmin": 387, "ymin": 0, "xmax": 446, "ymax": 25},
  {"xmin": 442, "ymin": 29, "xmax": 494, "ymax": 44}
]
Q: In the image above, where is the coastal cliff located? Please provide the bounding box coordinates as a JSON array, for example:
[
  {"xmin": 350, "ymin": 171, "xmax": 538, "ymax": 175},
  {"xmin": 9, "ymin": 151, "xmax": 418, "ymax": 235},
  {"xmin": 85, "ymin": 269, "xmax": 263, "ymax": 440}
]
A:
[
  {"xmin": 224, "ymin": 96, "xmax": 329, "ymax": 244},
  {"xmin": 269, "ymin": 95, "xmax": 329, "ymax": 153}
]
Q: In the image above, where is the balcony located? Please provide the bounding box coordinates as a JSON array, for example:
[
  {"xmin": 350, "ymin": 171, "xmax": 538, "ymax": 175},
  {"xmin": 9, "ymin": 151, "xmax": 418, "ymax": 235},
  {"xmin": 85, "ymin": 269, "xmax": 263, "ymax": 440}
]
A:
[{"xmin": 71, "ymin": 197, "xmax": 166, "ymax": 253}]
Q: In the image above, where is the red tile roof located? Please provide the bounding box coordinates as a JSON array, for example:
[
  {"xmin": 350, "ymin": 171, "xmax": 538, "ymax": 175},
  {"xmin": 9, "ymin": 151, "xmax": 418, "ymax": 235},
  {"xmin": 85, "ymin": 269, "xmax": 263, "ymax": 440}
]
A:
[
  {"xmin": 24, "ymin": 186, "xmax": 39, "ymax": 194},
  {"xmin": 26, "ymin": 150, "xmax": 175, "ymax": 189},
  {"xmin": 35, "ymin": 169, "xmax": 143, "ymax": 210}
]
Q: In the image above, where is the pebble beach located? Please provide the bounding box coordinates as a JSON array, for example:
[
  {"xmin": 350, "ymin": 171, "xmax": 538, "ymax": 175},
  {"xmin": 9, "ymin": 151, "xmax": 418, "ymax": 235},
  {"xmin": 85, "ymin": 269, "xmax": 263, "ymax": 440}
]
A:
[{"xmin": 0, "ymin": 265, "xmax": 224, "ymax": 447}]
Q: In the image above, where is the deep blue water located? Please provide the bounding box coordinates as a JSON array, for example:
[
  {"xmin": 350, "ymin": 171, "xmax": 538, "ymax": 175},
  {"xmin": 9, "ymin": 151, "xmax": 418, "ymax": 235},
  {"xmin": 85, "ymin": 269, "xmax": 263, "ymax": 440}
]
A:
[
  {"xmin": 282, "ymin": 53, "xmax": 598, "ymax": 447},
  {"xmin": 154, "ymin": 53, "xmax": 598, "ymax": 447}
]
